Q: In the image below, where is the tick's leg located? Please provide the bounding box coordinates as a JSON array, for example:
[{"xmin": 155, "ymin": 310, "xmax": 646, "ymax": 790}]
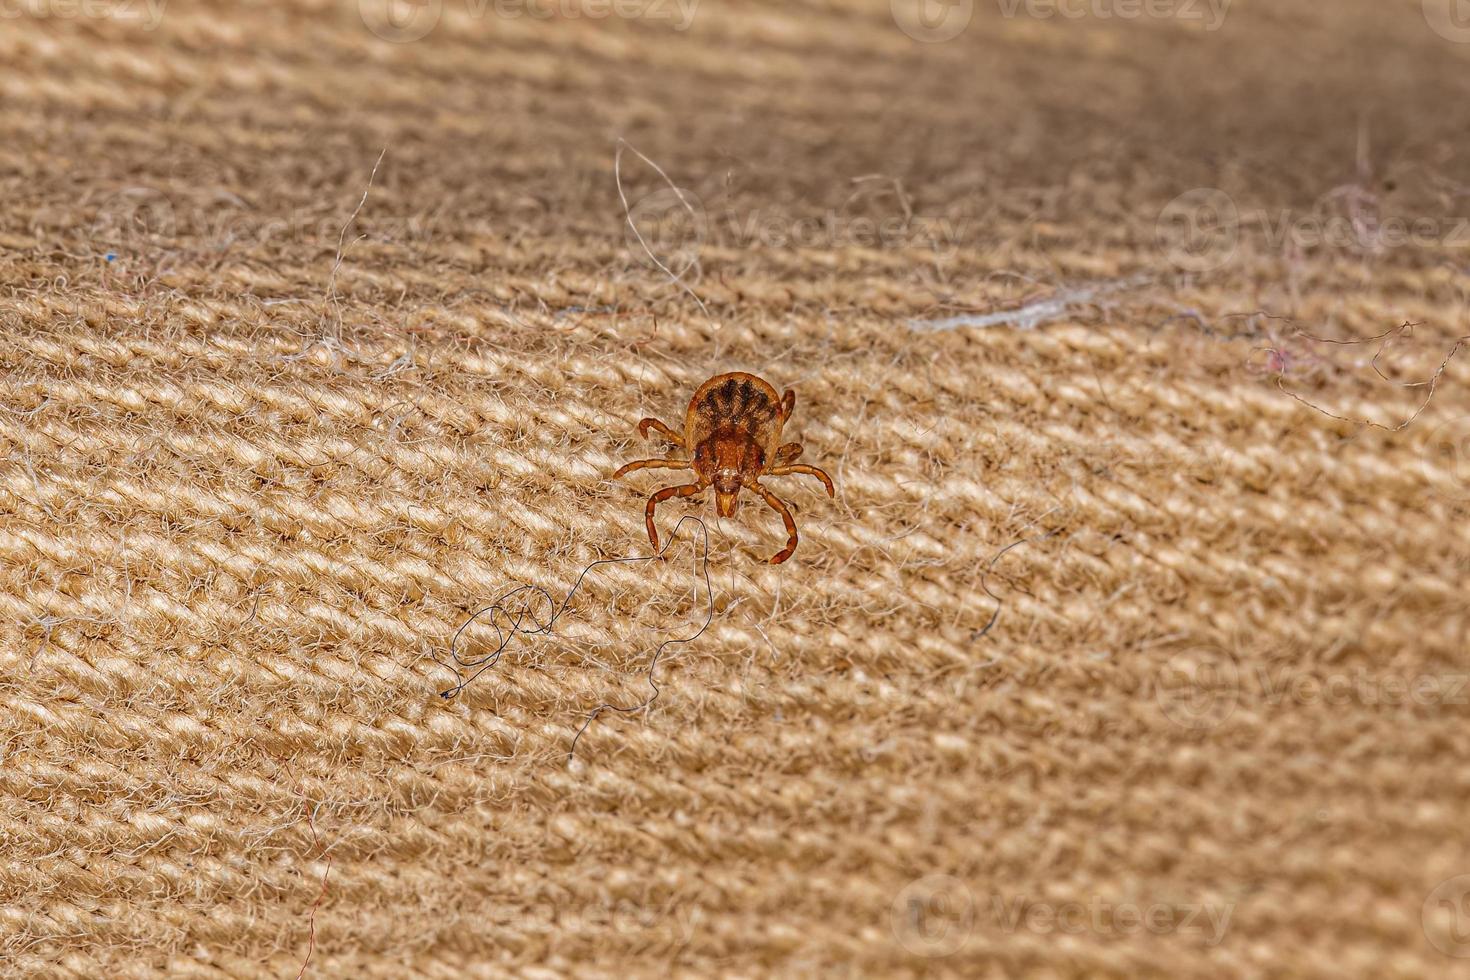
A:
[
  {"xmin": 613, "ymin": 457, "xmax": 690, "ymax": 479},
  {"xmin": 767, "ymin": 463, "xmax": 835, "ymax": 498},
  {"xmin": 637, "ymin": 417, "xmax": 684, "ymax": 448},
  {"xmin": 779, "ymin": 389, "xmax": 796, "ymax": 423},
  {"xmin": 772, "ymin": 442, "xmax": 803, "ymax": 467},
  {"xmin": 645, "ymin": 482, "xmax": 702, "ymax": 552},
  {"xmin": 754, "ymin": 484, "xmax": 799, "ymax": 564}
]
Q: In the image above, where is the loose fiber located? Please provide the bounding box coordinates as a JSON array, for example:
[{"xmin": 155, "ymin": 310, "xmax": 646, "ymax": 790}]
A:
[{"xmin": 439, "ymin": 514, "xmax": 713, "ymax": 763}]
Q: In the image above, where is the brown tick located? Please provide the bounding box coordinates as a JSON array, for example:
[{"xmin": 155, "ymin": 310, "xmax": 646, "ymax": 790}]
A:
[{"xmin": 613, "ymin": 372, "xmax": 836, "ymax": 564}]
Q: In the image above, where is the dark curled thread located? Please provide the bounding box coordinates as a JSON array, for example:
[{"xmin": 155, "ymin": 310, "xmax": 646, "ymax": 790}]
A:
[
  {"xmin": 971, "ymin": 529, "xmax": 1060, "ymax": 642},
  {"xmin": 437, "ymin": 516, "xmax": 714, "ymax": 763},
  {"xmin": 1256, "ymin": 319, "xmax": 1470, "ymax": 432}
]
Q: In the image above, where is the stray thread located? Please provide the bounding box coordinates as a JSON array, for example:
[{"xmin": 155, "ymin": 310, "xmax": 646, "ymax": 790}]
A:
[
  {"xmin": 294, "ymin": 790, "xmax": 330, "ymax": 980},
  {"xmin": 439, "ymin": 516, "xmax": 714, "ymax": 763},
  {"xmin": 280, "ymin": 146, "xmax": 388, "ymax": 362},
  {"xmin": 1256, "ymin": 320, "xmax": 1469, "ymax": 431},
  {"xmin": 325, "ymin": 147, "xmax": 387, "ymax": 342},
  {"xmin": 614, "ymin": 138, "xmax": 713, "ymax": 321},
  {"xmin": 971, "ymin": 528, "xmax": 1060, "ymax": 642}
]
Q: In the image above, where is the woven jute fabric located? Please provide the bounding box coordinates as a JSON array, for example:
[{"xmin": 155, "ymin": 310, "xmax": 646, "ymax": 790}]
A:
[{"xmin": 3, "ymin": 0, "xmax": 1470, "ymax": 976}]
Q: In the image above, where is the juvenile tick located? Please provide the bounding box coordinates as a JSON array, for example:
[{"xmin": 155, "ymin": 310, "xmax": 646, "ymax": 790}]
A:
[{"xmin": 613, "ymin": 372, "xmax": 835, "ymax": 564}]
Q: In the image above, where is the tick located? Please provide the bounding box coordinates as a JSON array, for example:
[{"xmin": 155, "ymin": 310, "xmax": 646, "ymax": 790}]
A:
[{"xmin": 613, "ymin": 372, "xmax": 836, "ymax": 564}]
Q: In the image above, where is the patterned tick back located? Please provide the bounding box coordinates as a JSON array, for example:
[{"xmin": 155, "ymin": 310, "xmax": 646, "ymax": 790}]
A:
[
  {"xmin": 686, "ymin": 372, "xmax": 784, "ymax": 456},
  {"xmin": 613, "ymin": 371, "xmax": 835, "ymax": 564}
]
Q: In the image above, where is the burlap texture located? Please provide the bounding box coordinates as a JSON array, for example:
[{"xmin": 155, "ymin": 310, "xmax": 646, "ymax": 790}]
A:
[{"xmin": 3, "ymin": 0, "xmax": 1470, "ymax": 976}]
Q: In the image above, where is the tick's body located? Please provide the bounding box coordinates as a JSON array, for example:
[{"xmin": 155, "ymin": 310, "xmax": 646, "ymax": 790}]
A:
[{"xmin": 613, "ymin": 372, "xmax": 835, "ymax": 564}]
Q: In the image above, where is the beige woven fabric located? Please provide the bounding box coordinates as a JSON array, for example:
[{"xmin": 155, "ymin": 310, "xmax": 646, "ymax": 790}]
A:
[{"xmin": 3, "ymin": 0, "xmax": 1470, "ymax": 976}]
